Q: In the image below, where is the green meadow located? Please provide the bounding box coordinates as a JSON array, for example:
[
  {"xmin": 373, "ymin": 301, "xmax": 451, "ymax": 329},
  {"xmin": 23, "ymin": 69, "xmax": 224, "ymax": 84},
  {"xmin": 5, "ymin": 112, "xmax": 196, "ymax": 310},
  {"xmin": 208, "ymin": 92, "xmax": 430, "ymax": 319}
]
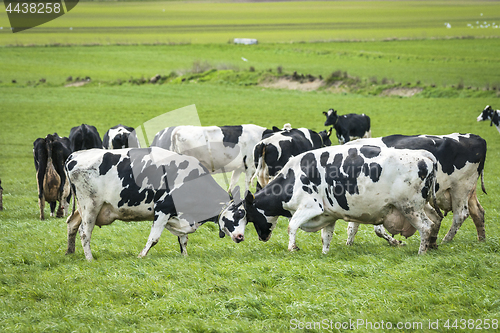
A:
[{"xmin": 1, "ymin": 1, "xmax": 500, "ymax": 332}]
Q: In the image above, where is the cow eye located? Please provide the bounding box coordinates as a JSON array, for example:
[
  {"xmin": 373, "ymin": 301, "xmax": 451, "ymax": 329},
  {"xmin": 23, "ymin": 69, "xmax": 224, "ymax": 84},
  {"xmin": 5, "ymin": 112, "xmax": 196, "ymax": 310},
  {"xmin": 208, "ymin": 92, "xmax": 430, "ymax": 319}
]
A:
[{"xmin": 234, "ymin": 210, "xmax": 245, "ymax": 219}]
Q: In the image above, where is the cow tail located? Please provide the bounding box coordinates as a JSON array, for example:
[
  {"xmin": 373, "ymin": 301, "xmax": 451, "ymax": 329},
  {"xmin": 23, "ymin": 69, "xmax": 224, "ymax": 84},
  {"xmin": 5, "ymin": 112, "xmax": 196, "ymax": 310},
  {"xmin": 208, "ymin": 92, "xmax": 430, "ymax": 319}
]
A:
[
  {"xmin": 252, "ymin": 144, "xmax": 269, "ymax": 189},
  {"xmin": 480, "ymin": 169, "xmax": 487, "ymax": 194},
  {"xmin": 429, "ymin": 163, "xmax": 443, "ymax": 219}
]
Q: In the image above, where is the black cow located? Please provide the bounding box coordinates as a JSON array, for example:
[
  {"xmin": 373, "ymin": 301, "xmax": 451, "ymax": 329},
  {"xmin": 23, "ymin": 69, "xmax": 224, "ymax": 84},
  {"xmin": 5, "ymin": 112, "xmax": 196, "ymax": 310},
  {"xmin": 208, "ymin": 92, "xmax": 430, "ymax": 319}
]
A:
[
  {"xmin": 323, "ymin": 109, "xmax": 371, "ymax": 144},
  {"xmin": 69, "ymin": 124, "xmax": 103, "ymax": 151},
  {"xmin": 477, "ymin": 105, "xmax": 500, "ymax": 134},
  {"xmin": 103, "ymin": 124, "xmax": 140, "ymax": 149},
  {"xmin": 33, "ymin": 133, "xmax": 72, "ymax": 220},
  {"xmin": 253, "ymin": 127, "xmax": 332, "ymax": 188}
]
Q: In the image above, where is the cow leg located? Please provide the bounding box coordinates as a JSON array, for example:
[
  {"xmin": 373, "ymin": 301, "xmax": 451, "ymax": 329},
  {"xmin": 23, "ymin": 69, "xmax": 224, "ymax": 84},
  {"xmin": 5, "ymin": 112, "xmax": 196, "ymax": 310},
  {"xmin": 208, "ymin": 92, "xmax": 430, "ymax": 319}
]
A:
[
  {"xmin": 66, "ymin": 210, "xmax": 82, "ymax": 255},
  {"xmin": 38, "ymin": 196, "xmax": 45, "ymax": 220},
  {"xmin": 287, "ymin": 208, "xmax": 322, "ymax": 252},
  {"xmin": 442, "ymin": 195, "xmax": 469, "ymax": 243},
  {"xmin": 49, "ymin": 201, "xmax": 57, "ymax": 217},
  {"xmin": 138, "ymin": 212, "xmax": 170, "ymax": 258},
  {"xmin": 346, "ymin": 222, "xmax": 359, "ymax": 245},
  {"xmin": 373, "ymin": 225, "xmax": 404, "ymax": 246},
  {"xmin": 404, "ymin": 211, "xmax": 437, "ymax": 254},
  {"xmin": 79, "ymin": 211, "xmax": 98, "ymax": 261},
  {"xmin": 178, "ymin": 235, "xmax": 188, "ymax": 256},
  {"xmin": 321, "ymin": 223, "xmax": 336, "ymax": 254},
  {"xmin": 468, "ymin": 189, "xmax": 485, "ymax": 241},
  {"xmin": 229, "ymin": 169, "xmax": 243, "ymax": 192}
]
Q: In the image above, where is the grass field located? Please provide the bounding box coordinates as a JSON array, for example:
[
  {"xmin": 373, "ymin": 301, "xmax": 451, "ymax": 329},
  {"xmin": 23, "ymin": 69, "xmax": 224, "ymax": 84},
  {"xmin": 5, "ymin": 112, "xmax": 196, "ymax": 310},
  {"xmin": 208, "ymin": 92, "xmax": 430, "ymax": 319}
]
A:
[
  {"xmin": 1, "ymin": 1, "xmax": 500, "ymax": 45},
  {"xmin": 1, "ymin": 1, "xmax": 500, "ymax": 332}
]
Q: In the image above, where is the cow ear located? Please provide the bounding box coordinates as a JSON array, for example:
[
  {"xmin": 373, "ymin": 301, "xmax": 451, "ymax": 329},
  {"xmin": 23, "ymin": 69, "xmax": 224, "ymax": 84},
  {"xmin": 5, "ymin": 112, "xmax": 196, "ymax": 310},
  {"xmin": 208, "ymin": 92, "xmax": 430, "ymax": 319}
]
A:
[
  {"xmin": 231, "ymin": 186, "xmax": 241, "ymax": 204},
  {"xmin": 272, "ymin": 126, "xmax": 280, "ymax": 132},
  {"xmin": 219, "ymin": 230, "xmax": 226, "ymax": 238},
  {"xmin": 323, "ymin": 111, "xmax": 327, "ymax": 116},
  {"xmin": 244, "ymin": 190, "xmax": 255, "ymax": 205}
]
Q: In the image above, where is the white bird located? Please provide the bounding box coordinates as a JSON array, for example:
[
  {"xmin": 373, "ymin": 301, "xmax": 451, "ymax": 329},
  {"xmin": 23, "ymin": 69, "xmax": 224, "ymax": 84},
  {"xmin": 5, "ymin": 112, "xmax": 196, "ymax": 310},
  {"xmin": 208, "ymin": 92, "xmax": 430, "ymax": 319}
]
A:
[{"xmin": 241, "ymin": 57, "xmax": 248, "ymax": 62}]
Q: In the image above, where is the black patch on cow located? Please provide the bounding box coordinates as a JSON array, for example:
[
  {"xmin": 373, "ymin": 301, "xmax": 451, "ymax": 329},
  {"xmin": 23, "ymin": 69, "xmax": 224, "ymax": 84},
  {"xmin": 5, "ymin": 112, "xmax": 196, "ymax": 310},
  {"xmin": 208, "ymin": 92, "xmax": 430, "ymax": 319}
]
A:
[
  {"xmin": 363, "ymin": 162, "xmax": 383, "ymax": 182},
  {"xmin": 99, "ymin": 152, "xmax": 121, "ymax": 176},
  {"xmin": 381, "ymin": 134, "xmax": 487, "ymax": 176},
  {"xmin": 321, "ymin": 149, "xmax": 365, "ymax": 211},
  {"xmin": 360, "ymin": 145, "xmax": 381, "ymax": 158},
  {"xmin": 178, "ymin": 160, "xmax": 189, "ymax": 170},
  {"xmin": 69, "ymin": 124, "xmax": 103, "ymax": 152},
  {"xmin": 66, "ymin": 160, "xmax": 77, "ymax": 171},
  {"xmin": 300, "ymin": 153, "xmax": 321, "ymax": 186},
  {"xmin": 259, "ymin": 168, "xmax": 295, "ymax": 219},
  {"xmin": 417, "ymin": 160, "xmax": 428, "ymax": 180},
  {"xmin": 220, "ymin": 126, "xmax": 243, "ymax": 148},
  {"xmin": 151, "ymin": 126, "xmax": 177, "ymax": 150}
]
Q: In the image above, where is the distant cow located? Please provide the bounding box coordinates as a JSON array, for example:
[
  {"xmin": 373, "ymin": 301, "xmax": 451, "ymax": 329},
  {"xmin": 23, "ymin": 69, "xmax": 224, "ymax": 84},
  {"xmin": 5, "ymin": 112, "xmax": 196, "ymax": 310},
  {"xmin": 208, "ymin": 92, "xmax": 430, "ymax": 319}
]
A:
[
  {"xmin": 65, "ymin": 147, "xmax": 240, "ymax": 261},
  {"xmin": 69, "ymin": 124, "xmax": 103, "ymax": 151},
  {"xmin": 323, "ymin": 109, "xmax": 371, "ymax": 144},
  {"xmin": 477, "ymin": 105, "xmax": 500, "ymax": 134},
  {"xmin": 218, "ymin": 144, "xmax": 442, "ymax": 255},
  {"xmin": 33, "ymin": 133, "xmax": 72, "ymax": 220},
  {"xmin": 345, "ymin": 133, "xmax": 487, "ymax": 245},
  {"xmin": 103, "ymin": 124, "xmax": 140, "ymax": 149},
  {"xmin": 151, "ymin": 125, "xmax": 273, "ymax": 191},
  {"xmin": 253, "ymin": 127, "xmax": 332, "ymax": 188}
]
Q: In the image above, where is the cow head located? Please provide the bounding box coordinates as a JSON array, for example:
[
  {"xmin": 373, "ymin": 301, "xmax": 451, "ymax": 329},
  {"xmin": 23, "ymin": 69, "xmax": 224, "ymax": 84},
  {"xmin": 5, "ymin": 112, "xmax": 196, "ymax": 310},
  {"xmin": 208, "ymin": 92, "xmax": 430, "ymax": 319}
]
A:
[
  {"xmin": 217, "ymin": 186, "xmax": 246, "ymax": 243},
  {"xmin": 318, "ymin": 127, "xmax": 333, "ymax": 147},
  {"xmin": 323, "ymin": 109, "xmax": 339, "ymax": 126},
  {"xmin": 477, "ymin": 105, "xmax": 494, "ymax": 122},
  {"xmin": 217, "ymin": 190, "xmax": 276, "ymax": 243}
]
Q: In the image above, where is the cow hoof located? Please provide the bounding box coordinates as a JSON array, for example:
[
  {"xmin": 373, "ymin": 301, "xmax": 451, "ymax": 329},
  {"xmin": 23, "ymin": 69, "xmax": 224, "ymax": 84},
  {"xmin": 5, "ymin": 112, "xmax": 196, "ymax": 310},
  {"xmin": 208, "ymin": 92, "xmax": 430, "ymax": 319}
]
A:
[
  {"xmin": 288, "ymin": 245, "xmax": 300, "ymax": 252},
  {"xmin": 429, "ymin": 243, "xmax": 438, "ymax": 250}
]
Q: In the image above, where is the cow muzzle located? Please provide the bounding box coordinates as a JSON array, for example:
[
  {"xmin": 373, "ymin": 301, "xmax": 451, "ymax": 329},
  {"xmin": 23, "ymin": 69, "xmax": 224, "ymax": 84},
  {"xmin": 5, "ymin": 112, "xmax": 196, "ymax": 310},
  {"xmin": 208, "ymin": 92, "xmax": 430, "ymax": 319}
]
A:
[{"xmin": 233, "ymin": 234, "xmax": 244, "ymax": 243}]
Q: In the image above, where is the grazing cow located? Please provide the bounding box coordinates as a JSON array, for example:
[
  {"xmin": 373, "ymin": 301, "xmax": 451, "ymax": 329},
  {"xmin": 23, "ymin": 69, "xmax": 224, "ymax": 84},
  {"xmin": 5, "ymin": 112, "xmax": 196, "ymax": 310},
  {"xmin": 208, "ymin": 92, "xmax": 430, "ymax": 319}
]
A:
[
  {"xmin": 65, "ymin": 147, "xmax": 241, "ymax": 261},
  {"xmin": 33, "ymin": 133, "xmax": 72, "ymax": 220},
  {"xmin": 477, "ymin": 105, "xmax": 500, "ymax": 134},
  {"xmin": 253, "ymin": 127, "xmax": 332, "ymax": 188},
  {"xmin": 344, "ymin": 133, "xmax": 487, "ymax": 245},
  {"xmin": 323, "ymin": 109, "xmax": 371, "ymax": 144},
  {"xmin": 218, "ymin": 145, "xmax": 442, "ymax": 255},
  {"xmin": 103, "ymin": 124, "xmax": 140, "ymax": 149},
  {"xmin": 151, "ymin": 125, "xmax": 273, "ymax": 191},
  {"xmin": 69, "ymin": 124, "xmax": 103, "ymax": 151}
]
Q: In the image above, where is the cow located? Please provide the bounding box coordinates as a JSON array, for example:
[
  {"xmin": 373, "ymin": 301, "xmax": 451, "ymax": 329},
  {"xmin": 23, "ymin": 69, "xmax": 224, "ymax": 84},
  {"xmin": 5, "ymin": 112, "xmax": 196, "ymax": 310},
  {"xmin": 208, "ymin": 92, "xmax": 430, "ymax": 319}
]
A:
[
  {"xmin": 344, "ymin": 133, "xmax": 487, "ymax": 245},
  {"xmin": 477, "ymin": 105, "xmax": 500, "ymax": 134},
  {"xmin": 150, "ymin": 125, "xmax": 274, "ymax": 191},
  {"xmin": 253, "ymin": 127, "xmax": 332, "ymax": 188},
  {"xmin": 69, "ymin": 124, "xmax": 103, "ymax": 151},
  {"xmin": 103, "ymin": 124, "xmax": 140, "ymax": 149},
  {"xmin": 33, "ymin": 133, "xmax": 72, "ymax": 220},
  {"xmin": 323, "ymin": 109, "xmax": 371, "ymax": 144},
  {"xmin": 218, "ymin": 144, "xmax": 443, "ymax": 255},
  {"xmin": 64, "ymin": 147, "xmax": 242, "ymax": 261}
]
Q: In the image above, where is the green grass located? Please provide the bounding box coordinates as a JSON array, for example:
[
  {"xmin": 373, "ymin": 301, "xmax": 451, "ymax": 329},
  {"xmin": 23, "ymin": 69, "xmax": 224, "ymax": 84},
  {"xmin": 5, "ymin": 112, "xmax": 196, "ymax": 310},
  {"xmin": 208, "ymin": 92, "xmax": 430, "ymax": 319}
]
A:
[
  {"xmin": 1, "ymin": 1, "xmax": 500, "ymax": 331},
  {"xmin": 2, "ymin": 38, "xmax": 500, "ymax": 89},
  {"xmin": 0, "ymin": 1, "xmax": 499, "ymax": 45},
  {"xmin": 1, "ymin": 83, "xmax": 500, "ymax": 332}
]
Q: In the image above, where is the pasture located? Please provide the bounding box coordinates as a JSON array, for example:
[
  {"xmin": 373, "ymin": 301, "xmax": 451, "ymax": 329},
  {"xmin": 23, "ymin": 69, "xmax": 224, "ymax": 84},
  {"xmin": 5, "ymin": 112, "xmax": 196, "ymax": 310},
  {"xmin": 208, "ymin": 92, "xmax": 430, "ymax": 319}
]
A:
[{"xmin": 1, "ymin": 0, "xmax": 500, "ymax": 332}]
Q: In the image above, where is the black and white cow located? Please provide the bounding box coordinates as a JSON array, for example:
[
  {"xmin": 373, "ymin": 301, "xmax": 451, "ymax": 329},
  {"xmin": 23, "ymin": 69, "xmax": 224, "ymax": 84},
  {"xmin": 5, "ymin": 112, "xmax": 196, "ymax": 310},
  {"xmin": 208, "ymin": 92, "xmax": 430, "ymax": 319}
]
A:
[
  {"xmin": 218, "ymin": 145, "xmax": 443, "ymax": 255},
  {"xmin": 253, "ymin": 127, "xmax": 332, "ymax": 188},
  {"xmin": 345, "ymin": 133, "xmax": 487, "ymax": 245},
  {"xmin": 151, "ymin": 125, "xmax": 273, "ymax": 191},
  {"xmin": 103, "ymin": 124, "xmax": 140, "ymax": 149},
  {"xmin": 33, "ymin": 133, "xmax": 72, "ymax": 220},
  {"xmin": 477, "ymin": 105, "xmax": 500, "ymax": 134},
  {"xmin": 65, "ymin": 147, "xmax": 241, "ymax": 261},
  {"xmin": 69, "ymin": 124, "xmax": 103, "ymax": 151},
  {"xmin": 323, "ymin": 109, "xmax": 371, "ymax": 144}
]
